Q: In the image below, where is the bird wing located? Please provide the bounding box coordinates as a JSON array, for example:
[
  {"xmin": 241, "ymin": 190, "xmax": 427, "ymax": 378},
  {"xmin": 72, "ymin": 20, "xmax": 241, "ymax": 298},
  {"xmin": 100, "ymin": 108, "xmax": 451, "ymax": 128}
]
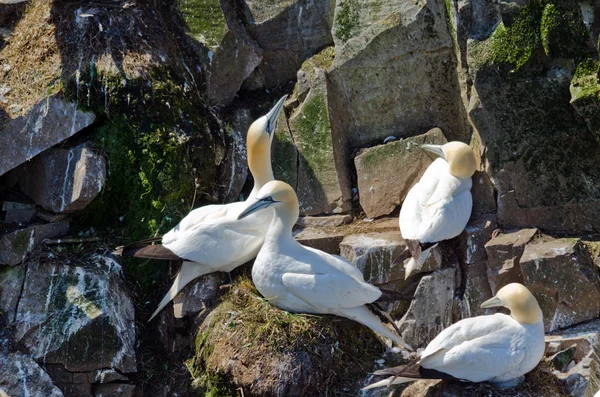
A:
[
  {"xmin": 419, "ymin": 314, "xmax": 525, "ymax": 382},
  {"xmin": 301, "ymin": 246, "xmax": 367, "ymax": 282},
  {"xmin": 281, "ymin": 270, "xmax": 381, "ymax": 310},
  {"xmin": 163, "ymin": 217, "xmax": 265, "ymax": 269},
  {"xmin": 162, "ymin": 202, "xmax": 239, "ymax": 244}
]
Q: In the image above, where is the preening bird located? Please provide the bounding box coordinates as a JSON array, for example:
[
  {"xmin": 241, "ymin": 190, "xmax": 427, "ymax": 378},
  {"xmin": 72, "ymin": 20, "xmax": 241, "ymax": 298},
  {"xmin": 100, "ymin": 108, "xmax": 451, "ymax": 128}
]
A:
[
  {"xmin": 114, "ymin": 95, "xmax": 287, "ymax": 321},
  {"xmin": 394, "ymin": 141, "xmax": 476, "ymax": 278},
  {"xmin": 237, "ymin": 180, "xmax": 413, "ymax": 351},
  {"xmin": 363, "ymin": 283, "xmax": 545, "ymax": 390}
]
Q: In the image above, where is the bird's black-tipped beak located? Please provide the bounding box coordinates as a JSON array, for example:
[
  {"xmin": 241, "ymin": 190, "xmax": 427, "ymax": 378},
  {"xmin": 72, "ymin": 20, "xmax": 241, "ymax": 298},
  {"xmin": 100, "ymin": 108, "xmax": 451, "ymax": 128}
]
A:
[
  {"xmin": 421, "ymin": 144, "xmax": 446, "ymax": 160},
  {"xmin": 265, "ymin": 95, "xmax": 288, "ymax": 136},
  {"xmin": 238, "ymin": 196, "xmax": 277, "ymax": 220}
]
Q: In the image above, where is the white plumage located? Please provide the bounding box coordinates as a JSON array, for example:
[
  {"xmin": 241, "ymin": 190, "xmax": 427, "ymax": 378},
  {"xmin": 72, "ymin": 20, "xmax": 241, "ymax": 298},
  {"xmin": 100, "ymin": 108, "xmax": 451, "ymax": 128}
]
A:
[
  {"xmin": 397, "ymin": 142, "xmax": 476, "ymax": 278},
  {"xmin": 239, "ymin": 180, "xmax": 413, "ymax": 351},
  {"xmin": 115, "ymin": 96, "xmax": 287, "ymax": 321},
  {"xmin": 363, "ymin": 283, "xmax": 546, "ymax": 390}
]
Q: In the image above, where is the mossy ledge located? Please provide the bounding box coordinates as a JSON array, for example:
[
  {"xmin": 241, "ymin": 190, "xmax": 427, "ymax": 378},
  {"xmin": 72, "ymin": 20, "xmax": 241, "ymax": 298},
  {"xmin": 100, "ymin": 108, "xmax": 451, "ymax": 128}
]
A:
[{"xmin": 187, "ymin": 277, "xmax": 385, "ymax": 396}]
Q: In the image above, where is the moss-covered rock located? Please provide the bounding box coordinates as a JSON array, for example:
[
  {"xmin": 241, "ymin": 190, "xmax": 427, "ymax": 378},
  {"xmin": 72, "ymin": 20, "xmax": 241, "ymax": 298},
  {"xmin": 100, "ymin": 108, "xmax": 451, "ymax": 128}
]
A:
[
  {"xmin": 178, "ymin": 0, "xmax": 228, "ymax": 50},
  {"xmin": 570, "ymin": 58, "xmax": 600, "ymax": 145},
  {"xmin": 187, "ymin": 277, "xmax": 385, "ymax": 396}
]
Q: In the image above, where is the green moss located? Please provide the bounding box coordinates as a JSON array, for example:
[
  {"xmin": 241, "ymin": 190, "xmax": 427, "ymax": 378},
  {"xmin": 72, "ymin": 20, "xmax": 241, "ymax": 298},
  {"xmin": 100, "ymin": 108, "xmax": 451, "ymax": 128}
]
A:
[
  {"xmin": 178, "ymin": 0, "xmax": 228, "ymax": 49},
  {"xmin": 300, "ymin": 47, "xmax": 335, "ymax": 76},
  {"xmin": 571, "ymin": 58, "xmax": 600, "ymax": 101},
  {"xmin": 188, "ymin": 277, "xmax": 383, "ymax": 394},
  {"xmin": 445, "ymin": 0, "xmax": 455, "ymax": 37},
  {"xmin": 11, "ymin": 229, "xmax": 33, "ymax": 255},
  {"xmin": 540, "ymin": 2, "xmax": 591, "ymax": 58},
  {"xmin": 272, "ymin": 123, "xmax": 298, "ymax": 188},
  {"xmin": 335, "ymin": 0, "xmax": 359, "ymax": 42}
]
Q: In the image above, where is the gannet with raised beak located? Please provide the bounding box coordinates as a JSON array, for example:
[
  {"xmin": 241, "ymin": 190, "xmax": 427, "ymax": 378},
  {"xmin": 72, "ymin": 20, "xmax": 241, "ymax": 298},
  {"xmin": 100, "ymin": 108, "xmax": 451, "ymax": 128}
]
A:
[
  {"xmin": 238, "ymin": 180, "xmax": 413, "ymax": 351},
  {"xmin": 395, "ymin": 141, "xmax": 476, "ymax": 278},
  {"xmin": 114, "ymin": 96, "xmax": 287, "ymax": 320},
  {"xmin": 363, "ymin": 283, "xmax": 545, "ymax": 390}
]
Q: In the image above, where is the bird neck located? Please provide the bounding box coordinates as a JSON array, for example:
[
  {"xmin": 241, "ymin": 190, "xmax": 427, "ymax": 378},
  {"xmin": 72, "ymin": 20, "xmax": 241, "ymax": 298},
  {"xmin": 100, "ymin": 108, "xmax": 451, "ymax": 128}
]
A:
[
  {"xmin": 265, "ymin": 201, "xmax": 299, "ymax": 244},
  {"xmin": 511, "ymin": 304, "xmax": 543, "ymax": 325},
  {"xmin": 248, "ymin": 144, "xmax": 274, "ymax": 200}
]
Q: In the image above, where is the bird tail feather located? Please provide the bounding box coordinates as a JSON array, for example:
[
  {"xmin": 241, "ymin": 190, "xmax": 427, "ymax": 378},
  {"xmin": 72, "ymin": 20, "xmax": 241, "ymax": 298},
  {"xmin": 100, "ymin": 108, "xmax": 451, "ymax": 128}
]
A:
[
  {"xmin": 149, "ymin": 261, "xmax": 212, "ymax": 321},
  {"xmin": 404, "ymin": 246, "xmax": 435, "ymax": 279},
  {"xmin": 361, "ymin": 376, "xmax": 413, "ymax": 390},
  {"xmin": 335, "ymin": 306, "xmax": 413, "ymax": 351}
]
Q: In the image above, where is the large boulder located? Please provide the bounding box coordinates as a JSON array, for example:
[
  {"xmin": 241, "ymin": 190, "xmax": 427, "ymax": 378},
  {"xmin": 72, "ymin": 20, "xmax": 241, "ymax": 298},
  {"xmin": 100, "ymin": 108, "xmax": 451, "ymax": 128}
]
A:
[
  {"xmin": 241, "ymin": 0, "xmax": 335, "ymax": 90},
  {"xmin": 274, "ymin": 48, "xmax": 349, "ymax": 215},
  {"xmin": 467, "ymin": 0, "xmax": 600, "ymax": 234},
  {"xmin": 0, "ymin": 97, "xmax": 95, "ymax": 177},
  {"xmin": 11, "ymin": 255, "xmax": 136, "ymax": 374},
  {"xmin": 398, "ymin": 268, "xmax": 456, "ymax": 348},
  {"xmin": 354, "ymin": 128, "xmax": 447, "ymax": 218},
  {"xmin": 0, "ymin": 352, "xmax": 64, "ymax": 397},
  {"xmin": 520, "ymin": 239, "xmax": 600, "ymax": 332},
  {"xmin": 14, "ymin": 145, "xmax": 106, "ymax": 214},
  {"xmin": 217, "ymin": 108, "xmax": 251, "ymax": 203},
  {"xmin": 327, "ymin": 0, "xmax": 469, "ymax": 198},
  {"xmin": 0, "ymin": 220, "xmax": 69, "ymax": 266}
]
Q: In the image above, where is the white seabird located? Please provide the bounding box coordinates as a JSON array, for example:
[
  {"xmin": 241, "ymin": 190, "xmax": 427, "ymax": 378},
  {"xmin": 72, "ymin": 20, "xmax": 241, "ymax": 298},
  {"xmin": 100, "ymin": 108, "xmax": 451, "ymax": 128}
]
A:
[
  {"xmin": 395, "ymin": 141, "xmax": 476, "ymax": 278},
  {"xmin": 363, "ymin": 283, "xmax": 545, "ymax": 390},
  {"xmin": 114, "ymin": 95, "xmax": 287, "ymax": 321},
  {"xmin": 237, "ymin": 180, "xmax": 413, "ymax": 351}
]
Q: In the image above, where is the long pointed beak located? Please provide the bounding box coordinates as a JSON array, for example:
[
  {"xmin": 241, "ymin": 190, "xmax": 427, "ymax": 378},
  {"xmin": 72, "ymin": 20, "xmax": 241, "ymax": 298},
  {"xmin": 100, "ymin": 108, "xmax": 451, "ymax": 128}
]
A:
[
  {"xmin": 480, "ymin": 296, "xmax": 503, "ymax": 309},
  {"xmin": 265, "ymin": 95, "xmax": 288, "ymax": 135},
  {"xmin": 421, "ymin": 144, "xmax": 446, "ymax": 159},
  {"xmin": 237, "ymin": 197, "xmax": 276, "ymax": 220}
]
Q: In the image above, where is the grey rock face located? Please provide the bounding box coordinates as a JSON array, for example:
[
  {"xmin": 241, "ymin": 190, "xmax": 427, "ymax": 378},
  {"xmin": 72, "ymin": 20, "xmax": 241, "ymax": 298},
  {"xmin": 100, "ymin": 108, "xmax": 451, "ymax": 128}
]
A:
[
  {"xmin": 0, "ymin": 97, "xmax": 95, "ymax": 177},
  {"xmin": 241, "ymin": 0, "xmax": 335, "ymax": 90},
  {"xmin": 12, "ymin": 255, "xmax": 136, "ymax": 373},
  {"xmin": 218, "ymin": 109, "xmax": 251, "ymax": 203},
  {"xmin": 0, "ymin": 221, "xmax": 69, "ymax": 266},
  {"xmin": 398, "ymin": 268, "xmax": 456, "ymax": 348},
  {"xmin": 0, "ymin": 352, "xmax": 64, "ymax": 397},
  {"xmin": 172, "ymin": 272, "xmax": 227, "ymax": 318},
  {"xmin": 354, "ymin": 128, "xmax": 448, "ymax": 219},
  {"xmin": 15, "ymin": 145, "xmax": 106, "ymax": 214},
  {"xmin": 328, "ymin": 0, "xmax": 468, "ymax": 200},
  {"xmin": 520, "ymin": 239, "xmax": 600, "ymax": 332}
]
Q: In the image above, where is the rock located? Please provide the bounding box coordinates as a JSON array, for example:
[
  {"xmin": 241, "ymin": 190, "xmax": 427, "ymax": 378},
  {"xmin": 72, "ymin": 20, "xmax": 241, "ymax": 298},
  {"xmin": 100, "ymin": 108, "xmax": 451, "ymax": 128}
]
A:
[
  {"xmin": 274, "ymin": 48, "xmax": 350, "ymax": 215},
  {"xmin": 519, "ymin": 239, "xmax": 600, "ymax": 332},
  {"xmin": 547, "ymin": 344, "xmax": 577, "ymax": 372},
  {"xmin": 2, "ymin": 201, "xmax": 36, "ymax": 224},
  {"xmin": 570, "ymin": 59, "xmax": 600, "ymax": 146},
  {"xmin": 546, "ymin": 319, "xmax": 600, "ymax": 397},
  {"xmin": 0, "ymin": 264, "xmax": 25, "ymax": 318},
  {"xmin": 339, "ymin": 231, "xmax": 419, "ymax": 316},
  {"xmin": 172, "ymin": 272, "xmax": 227, "ymax": 318},
  {"xmin": 484, "ymin": 228, "xmax": 537, "ymax": 294},
  {"xmin": 354, "ymin": 128, "xmax": 448, "ymax": 218},
  {"xmin": 471, "ymin": 171, "xmax": 497, "ymax": 216},
  {"xmin": 14, "ymin": 145, "xmax": 106, "ymax": 214},
  {"xmin": 398, "ymin": 268, "xmax": 456, "ymax": 348},
  {"xmin": 0, "ymin": 352, "xmax": 64, "ymax": 397},
  {"xmin": 327, "ymin": 0, "xmax": 468, "ymax": 201},
  {"xmin": 179, "ymin": 0, "xmax": 263, "ymax": 105},
  {"xmin": 240, "ymin": 0, "xmax": 335, "ymax": 90},
  {"xmin": 0, "ymin": 97, "xmax": 95, "ymax": 176},
  {"xmin": 468, "ymin": 16, "xmax": 600, "ymax": 234},
  {"xmin": 293, "ymin": 227, "xmax": 346, "ymax": 255},
  {"xmin": 93, "ymin": 383, "xmax": 136, "ymax": 397},
  {"xmin": 457, "ymin": 214, "xmax": 497, "ymax": 317},
  {"xmin": 218, "ymin": 109, "xmax": 251, "ymax": 202},
  {"xmin": 295, "ymin": 214, "xmax": 352, "ymax": 228},
  {"xmin": 12, "ymin": 255, "xmax": 136, "ymax": 373},
  {"xmin": 0, "ymin": 220, "xmax": 69, "ymax": 266}
]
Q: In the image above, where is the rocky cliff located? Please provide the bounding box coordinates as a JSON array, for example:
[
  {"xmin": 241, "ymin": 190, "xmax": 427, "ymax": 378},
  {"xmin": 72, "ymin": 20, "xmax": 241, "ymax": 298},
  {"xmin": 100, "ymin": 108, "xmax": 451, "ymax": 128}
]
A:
[{"xmin": 0, "ymin": 0, "xmax": 599, "ymax": 396}]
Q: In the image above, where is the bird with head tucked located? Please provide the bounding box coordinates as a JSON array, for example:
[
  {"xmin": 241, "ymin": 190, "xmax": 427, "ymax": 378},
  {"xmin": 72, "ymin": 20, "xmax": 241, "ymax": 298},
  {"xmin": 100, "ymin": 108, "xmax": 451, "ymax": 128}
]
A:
[
  {"xmin": 114, "ymin": 96, "xmax": 287, "ymax": 321},
  {"xmin": 238, "ymin": 180, "xmax": 413, "ymax": 351},
  {"xmin": 394, "ymin": 141, "xmax": 477, "ymax": 278},
  {"xmin": 363, "ymin": 283, "xmax": 545, "ymax": 390}
]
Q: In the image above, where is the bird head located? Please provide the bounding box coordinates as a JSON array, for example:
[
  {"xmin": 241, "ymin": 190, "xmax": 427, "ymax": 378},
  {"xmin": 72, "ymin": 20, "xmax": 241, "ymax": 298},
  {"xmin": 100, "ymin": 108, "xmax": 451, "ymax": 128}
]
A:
[
  {"xmin": 480, "ymin": 283, "xmax": 543, "ymax": 324},
  {"xmin": 247, "ymin": 95, "xmax": 287, "ymax": 151},
  {"xmin": 421, "ymin": 141, "xmax": 476, "ymax": 179},
  {"xmin": 238, "ymin": 180, "xmax": 299, "ymax": 223}
]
